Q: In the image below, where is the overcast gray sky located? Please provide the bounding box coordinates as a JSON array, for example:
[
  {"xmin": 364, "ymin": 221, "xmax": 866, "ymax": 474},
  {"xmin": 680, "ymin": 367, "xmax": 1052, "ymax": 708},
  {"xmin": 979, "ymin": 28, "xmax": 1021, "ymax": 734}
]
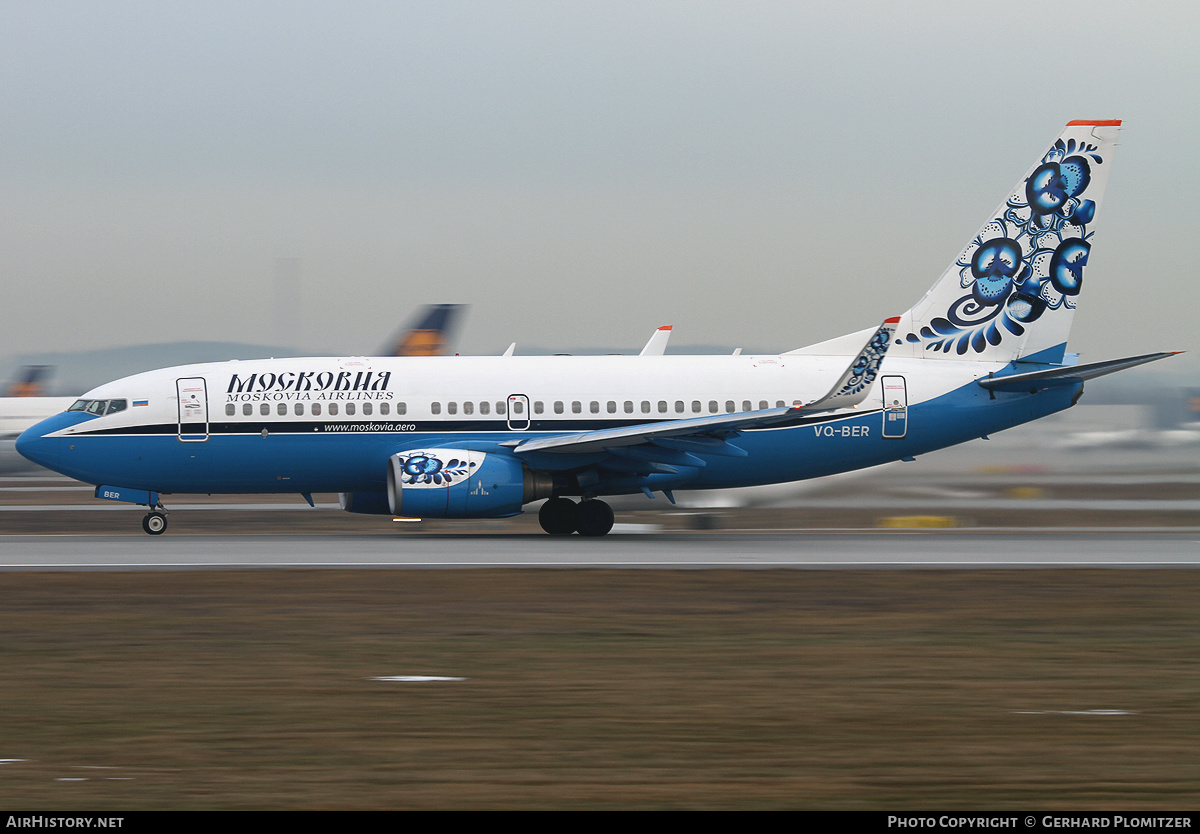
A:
[{"xmin": 2, "ymin": 1, "xmax": 1197, "ymax": 368}]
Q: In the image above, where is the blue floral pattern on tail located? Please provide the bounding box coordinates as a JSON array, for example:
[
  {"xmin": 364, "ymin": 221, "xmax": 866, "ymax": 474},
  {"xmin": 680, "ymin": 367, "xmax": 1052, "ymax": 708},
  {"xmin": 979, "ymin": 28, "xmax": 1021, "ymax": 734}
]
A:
[{"xmin": 907, "ymin": 136, "xmax": 1105, "ymax": 354}]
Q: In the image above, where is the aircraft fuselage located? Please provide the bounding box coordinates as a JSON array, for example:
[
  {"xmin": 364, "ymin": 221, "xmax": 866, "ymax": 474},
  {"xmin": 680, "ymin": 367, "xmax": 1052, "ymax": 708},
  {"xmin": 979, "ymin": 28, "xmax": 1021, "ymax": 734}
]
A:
[{"xmin": 16, "ymin": 353, "xmax": 1075, "ymax": 497}]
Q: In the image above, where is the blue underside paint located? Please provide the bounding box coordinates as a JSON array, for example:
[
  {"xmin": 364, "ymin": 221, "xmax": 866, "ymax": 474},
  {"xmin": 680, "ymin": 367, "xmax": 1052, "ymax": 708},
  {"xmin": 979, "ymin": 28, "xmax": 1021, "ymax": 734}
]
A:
[{"xmin": 17, "ymin": 377, "xmax": 1081, "ymax": 510}]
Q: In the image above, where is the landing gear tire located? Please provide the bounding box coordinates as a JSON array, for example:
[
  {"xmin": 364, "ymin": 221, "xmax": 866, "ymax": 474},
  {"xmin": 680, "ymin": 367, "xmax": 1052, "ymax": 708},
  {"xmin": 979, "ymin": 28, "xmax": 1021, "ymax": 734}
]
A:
[
  {"xmin": 142, "ymin": 512, "xmax": 168, "ymax": 536},
  {"xmin": 575, "ymin": 499, "xmax": 614, "ymax": 537},
  {"xmin": 538, "ymin": 497, "xmax": 577, "ymax": 535}
]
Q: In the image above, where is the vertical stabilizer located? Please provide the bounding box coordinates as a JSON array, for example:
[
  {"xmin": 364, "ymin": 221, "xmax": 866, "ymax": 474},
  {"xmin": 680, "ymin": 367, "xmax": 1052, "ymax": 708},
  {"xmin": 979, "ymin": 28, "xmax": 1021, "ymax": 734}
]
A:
[
  {"xmin": 894, "ymin": 120, "xmax": 1121, "ymax": 363},
  {"xmin": 5, "ymin": 366, "xmax": 54, "ymax": 397},
  {"xmin": 380, "ymin": 304, "xmax": 465, "ymax": 357}
]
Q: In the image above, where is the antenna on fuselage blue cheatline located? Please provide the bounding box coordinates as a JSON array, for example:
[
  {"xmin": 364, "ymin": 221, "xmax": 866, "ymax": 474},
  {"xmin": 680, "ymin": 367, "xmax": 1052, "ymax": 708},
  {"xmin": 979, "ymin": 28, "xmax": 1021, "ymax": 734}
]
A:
[{"xmin": 893, "ymin": 120, "xmax": 1121, "ymax": 365}]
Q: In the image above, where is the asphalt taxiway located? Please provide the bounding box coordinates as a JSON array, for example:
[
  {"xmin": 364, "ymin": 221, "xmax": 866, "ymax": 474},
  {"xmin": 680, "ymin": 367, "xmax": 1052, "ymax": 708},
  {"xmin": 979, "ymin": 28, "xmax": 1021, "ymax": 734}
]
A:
[{"xmin": 0, "ymin": 530, "xmax": 1197, "ymax": 570}]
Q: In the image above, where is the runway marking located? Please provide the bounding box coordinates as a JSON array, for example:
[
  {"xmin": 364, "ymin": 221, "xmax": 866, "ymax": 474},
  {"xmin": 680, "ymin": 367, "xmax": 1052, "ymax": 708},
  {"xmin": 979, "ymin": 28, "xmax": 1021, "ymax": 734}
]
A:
[
  {"xmin": 2, "ymin": 561, "xmax": 1200, "ymax": 571},
  {"xmin": 370, "ymin": 676, "xmax": 467, "ymax": 682},
  {"xmin": 1013, "ymin": 710, "xmax": 1139, "ymax": 715}
]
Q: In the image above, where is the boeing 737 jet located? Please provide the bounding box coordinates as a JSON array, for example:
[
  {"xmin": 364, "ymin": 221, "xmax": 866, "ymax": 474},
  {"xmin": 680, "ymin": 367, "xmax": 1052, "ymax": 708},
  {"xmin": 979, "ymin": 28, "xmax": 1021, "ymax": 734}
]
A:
[{"xmin": 16, "ymin": 121, "xmax": 1177, "ymax": 536}]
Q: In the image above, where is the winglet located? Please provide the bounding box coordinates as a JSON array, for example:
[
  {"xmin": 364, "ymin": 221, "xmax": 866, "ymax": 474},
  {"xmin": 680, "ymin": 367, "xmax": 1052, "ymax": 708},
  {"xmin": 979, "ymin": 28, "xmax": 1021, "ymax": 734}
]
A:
[
  {"xmin": 802, "ymin": 317, "xmax": 899, "ymax": 411},
  {"xmin": 639, "ymin": 326, "xmax": 673, "ymax": 356}
]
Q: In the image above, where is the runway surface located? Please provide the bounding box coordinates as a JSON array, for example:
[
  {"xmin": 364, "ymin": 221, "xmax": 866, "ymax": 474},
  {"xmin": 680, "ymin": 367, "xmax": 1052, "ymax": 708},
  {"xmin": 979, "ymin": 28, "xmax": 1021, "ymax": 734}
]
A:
[{"xmin": 1, "ymin": 530, "xmax": 1197, "ymax": 570}]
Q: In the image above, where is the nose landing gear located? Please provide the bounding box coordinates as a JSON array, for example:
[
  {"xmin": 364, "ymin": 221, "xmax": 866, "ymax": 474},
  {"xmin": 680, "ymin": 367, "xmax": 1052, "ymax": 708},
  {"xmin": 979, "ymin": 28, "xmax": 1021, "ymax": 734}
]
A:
[{"xmin": 142, "ymin": 510, "xmax": 168, "ymax": 535}]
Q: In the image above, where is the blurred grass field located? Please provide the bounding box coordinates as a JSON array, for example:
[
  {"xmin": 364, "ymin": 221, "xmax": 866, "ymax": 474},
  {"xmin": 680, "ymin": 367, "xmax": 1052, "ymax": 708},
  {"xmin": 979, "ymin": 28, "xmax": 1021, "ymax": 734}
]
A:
[{"xmin": 1, "ymin": 568, "xmax": 1197, "ymax": 809}]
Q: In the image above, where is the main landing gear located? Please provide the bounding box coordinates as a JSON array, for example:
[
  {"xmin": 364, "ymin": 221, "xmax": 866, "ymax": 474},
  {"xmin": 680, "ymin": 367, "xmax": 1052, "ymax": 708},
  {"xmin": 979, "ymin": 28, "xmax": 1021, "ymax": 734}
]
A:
[
  {"xmin": 141, "ymin": 510, "xmax": 168, "ymax": 535},
  {"xmin": 538, "ymin": 497, "xmax": 614, "ymax": 537}
]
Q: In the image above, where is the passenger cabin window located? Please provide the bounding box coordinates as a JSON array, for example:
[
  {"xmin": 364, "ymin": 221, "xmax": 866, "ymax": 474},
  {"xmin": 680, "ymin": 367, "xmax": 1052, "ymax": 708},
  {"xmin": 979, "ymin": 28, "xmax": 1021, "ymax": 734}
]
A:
[
  {"xmin": 572, "ymin": 401, "xmax": 581, "ymax": 414},
  {"xmin": 463, "ymin": 401, "xmax": 474, "ymax": 415},
  {"xmin": 554, "ymin": 401, "xmax": 563, "ymax": 414},
  {"xmin": 346, "ymin": 403, "xmax": 355, "ymax": 416},
  {"xmin": 295, "ymin": 403, "xmax": 304, "ymax": 416},
  {"xmin": 431, "ymin": 402, "xmax": 441, "ymax": 415},
  {"xmin": 260, "ymin": 403, "xmax": 270, "ymax": 416},
  {"xmin": 277, "ymin": 403, "xmax": 287, "ymax": 416},
  {"xmin": 607, "ymin": 401, "xmax": 616, "ymax": 414},
  {"xmin": 312, "ymin": 403, "xmax": 322, "ymax": 416},
  {"xmin": 226, "ymin": 404, "xmax": 235, "ymax": 417},
  {"xmin": 658, "ymin": 401, "xmax": 667, "ymax": 413},
  {"xmin": 692, "ymin": 401, "xmax": 701, "ymax": 414},
  {"xmin": 641, "ymin": 401, "xmax": 650, "ymax": 413},
  {"xmin": 328, "ymin": 403, "xmax": 339, "ymax": 416},
  {"xmin": 590, "ymin": 401, "xmax": 599, "ymax": 414},
  {"xmin": 533, "ymin": 401, "xmax": 543, "ymax": 414},
  {"xmin": 675, "ymin": 401, "xmax": 684, "ymax": 414},
  {"xmin": 243, "ymin": 404, "xmax": 253, "ymax": 416},
  {"xmin": 381, "ymin": 402, "xmax": 391, "ymax": 416},
  {"xmin": 479, "ymin": 401, "xmax": 489, "ymax": 415},
  {"xmin": 362, "ymin": 402, "xmax": 372, "ymax": 416}
]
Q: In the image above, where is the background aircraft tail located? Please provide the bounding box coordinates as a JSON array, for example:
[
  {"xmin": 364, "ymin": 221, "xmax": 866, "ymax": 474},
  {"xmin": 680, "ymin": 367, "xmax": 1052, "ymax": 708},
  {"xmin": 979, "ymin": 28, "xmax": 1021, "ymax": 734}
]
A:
[
  {"xmin": 4, "ymin": 365, "xmax": 54, "ymax": 397},
  {"xmin": 378, "ymin": 304, "xmax": 465, "ymax": 357},
  {"xmin": 892, "ymin": 120, "xmax": 1121, "ymax": 364}
]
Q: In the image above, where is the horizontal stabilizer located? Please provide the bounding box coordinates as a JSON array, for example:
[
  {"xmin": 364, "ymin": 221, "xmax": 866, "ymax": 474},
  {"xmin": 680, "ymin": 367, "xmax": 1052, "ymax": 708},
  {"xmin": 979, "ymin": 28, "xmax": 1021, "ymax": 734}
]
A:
[{"xmin": 977, "ymin": 352, "xmax": 1181, "ymax": 393}]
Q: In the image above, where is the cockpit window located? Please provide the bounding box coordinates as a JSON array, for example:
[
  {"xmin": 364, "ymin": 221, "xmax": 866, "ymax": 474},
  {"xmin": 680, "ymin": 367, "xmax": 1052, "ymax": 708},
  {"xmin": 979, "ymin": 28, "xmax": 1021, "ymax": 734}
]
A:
[{"xmin": 67, "ymin": 399, "xmax": 125, "ymax": 416}]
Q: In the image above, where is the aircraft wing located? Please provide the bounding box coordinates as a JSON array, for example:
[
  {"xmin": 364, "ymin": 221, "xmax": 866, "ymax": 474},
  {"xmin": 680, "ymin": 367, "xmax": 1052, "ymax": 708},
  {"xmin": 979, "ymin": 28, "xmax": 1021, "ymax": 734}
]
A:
[
  {"xmin": 505, "ymin": 317, "xmax": 898, "ymax": 458},
  {"xmin": 505, "ymin": 404, "xmax": 800, "ymax": 456},
  {"xmin": 977, "ymin": 352, "xmax": 1181, "ymax": 393}
]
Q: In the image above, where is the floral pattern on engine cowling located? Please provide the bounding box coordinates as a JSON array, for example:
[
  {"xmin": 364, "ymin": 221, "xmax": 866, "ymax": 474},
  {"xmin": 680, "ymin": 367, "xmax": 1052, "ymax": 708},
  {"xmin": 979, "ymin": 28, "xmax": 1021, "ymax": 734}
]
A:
[
  {"xmin": 398, "ymin": 452, "xmax": 479, "ymax": 487},
  {"xmin": 906, "ymin": 136, "xmax": 1104, "ymax": 354}
]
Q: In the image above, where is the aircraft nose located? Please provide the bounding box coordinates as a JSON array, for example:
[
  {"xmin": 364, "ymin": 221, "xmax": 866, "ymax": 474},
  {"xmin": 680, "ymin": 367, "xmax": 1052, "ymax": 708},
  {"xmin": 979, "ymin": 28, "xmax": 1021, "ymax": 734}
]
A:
[
  {"xmin": 14, "ymin": 410, "xmax": 87, "ymax": 470},
  {"xmin": 15, "ymin": 421, "xmax": 61, "ymax": 468}
]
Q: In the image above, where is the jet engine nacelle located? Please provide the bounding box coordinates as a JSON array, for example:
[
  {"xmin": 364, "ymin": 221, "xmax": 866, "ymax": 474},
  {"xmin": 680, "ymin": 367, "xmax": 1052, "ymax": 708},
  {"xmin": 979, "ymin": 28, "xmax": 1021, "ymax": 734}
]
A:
[
  {"xmin": 384, "ymin": 448, "xmax": 552, "ymax": 518},
  {"xmin": 338, "ymin": 491, "xmax": 392, "ymax": 515}
]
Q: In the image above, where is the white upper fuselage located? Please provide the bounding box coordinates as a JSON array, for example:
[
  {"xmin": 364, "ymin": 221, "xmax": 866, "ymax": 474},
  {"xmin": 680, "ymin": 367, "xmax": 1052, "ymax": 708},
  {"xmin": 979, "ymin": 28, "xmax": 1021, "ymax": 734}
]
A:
[{"xmin": 67, "ymin": 352, "xmax": 985, "ymax": 436}]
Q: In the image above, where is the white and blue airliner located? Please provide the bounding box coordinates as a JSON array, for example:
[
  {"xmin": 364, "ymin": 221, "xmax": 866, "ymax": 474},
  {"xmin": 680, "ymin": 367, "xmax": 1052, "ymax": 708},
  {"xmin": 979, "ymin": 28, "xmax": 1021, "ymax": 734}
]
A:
[{"xmin": 17, "ymin": 120, "xmax": 1176, "ymax": 536}]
